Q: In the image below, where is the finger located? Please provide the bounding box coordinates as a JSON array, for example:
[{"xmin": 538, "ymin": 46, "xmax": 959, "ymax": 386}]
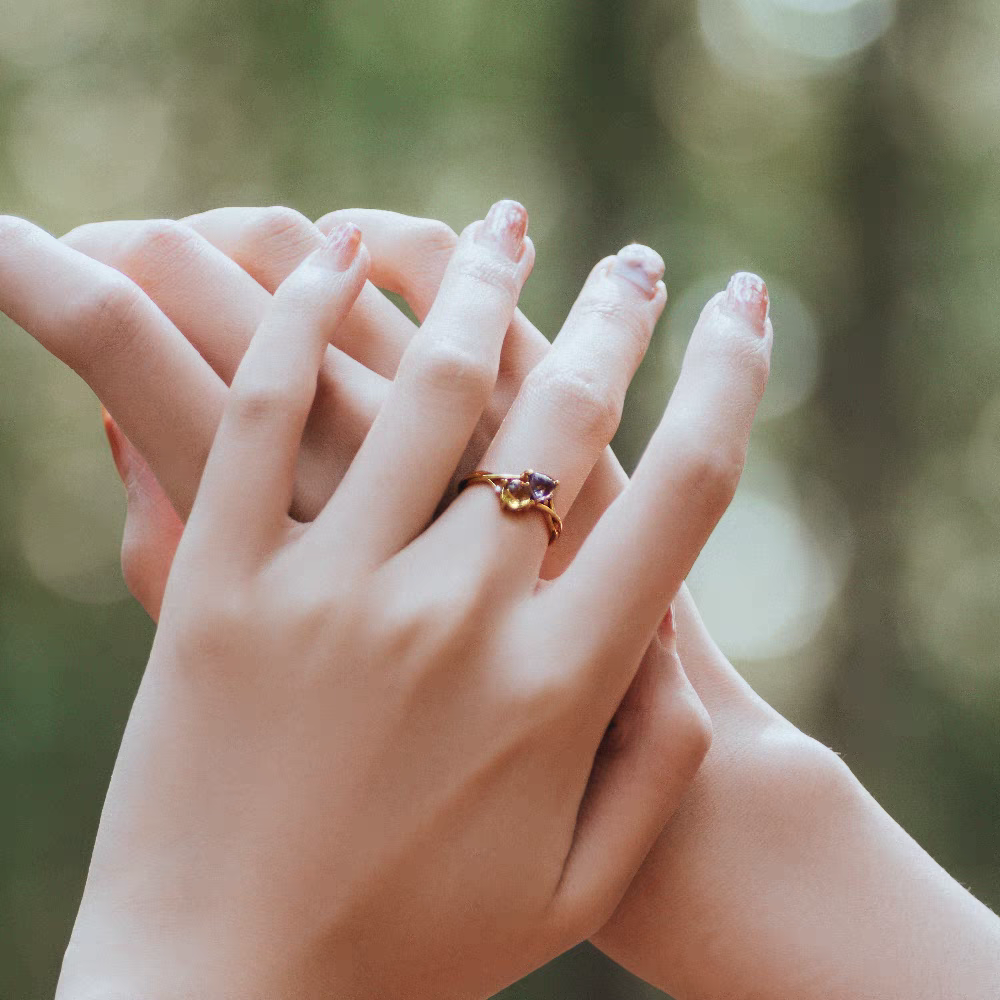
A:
[
  {"xmin": 61, "ymin": 218, "xmax": 303, "ymax": 537},
  {"xmin": 558, "ymin": 273, "xmax": 772, "ymax": 683},
  {"xmin": 318, "ymin": 206, "xmax": 545, "ymax": 434},
  {"xmin": 182, "ymin": 206, "xmax": 324, "ymax": 292},
  {"xmin": 190, "ymin": 224, "xmax": 369, "ymax": 557},
  {"xmin": 0, "ymin": 216, "xmax": 224, "ymax": 518},
  {"xmin": 62, "ymin": 217, "xmax": 386, "ymax": 517},
  {"xmin": 63, "ymin": 217, "xmax": 271, "ymax": 384},
  {"xmin": 184, "ymin": 205, "xmax": 415, "ymax": 380},
  {"xmin": 554, "ymin": 614, "xmax": 712, "ymax": 938},
  {"xmin": 317, "ymin": 208, "xmax": 459, "ymax": 323},
  {"xmin": 440, "ymin": 245, "xmax": 666, "ymax": 586},
  {"xmin": 318, "ymin": 207, "xmax": 630, "ymax": 580},
  {"xmin": 322, "ymin": 212, "xmax": 759, "ymax": 725},
  {"xmin": 314, "ymin": 201, "xmax": 534, "ymax": 564},
  {"xmin": 103, "ymin": 409, "xmax": 182, "ymax": 622}
]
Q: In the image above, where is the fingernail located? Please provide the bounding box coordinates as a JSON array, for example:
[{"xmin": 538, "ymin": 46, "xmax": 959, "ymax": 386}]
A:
[
  {"xmin": 611, "ymin": 244, "xmax": 665, "ymax": 298},
  {"xmin": 101, "ymin": 406, "xmax": 132, "ymax": 487},
  {"xmin": 479, "ymin": 199, "xmax": 528, "ymax": 259},
  {"xmin": 320, "ymin": 222, "xmax": 362, "ymax": 270},
  {"xmin": 725, "ymin": 272, "xmax": 769, "ymax": 333}
]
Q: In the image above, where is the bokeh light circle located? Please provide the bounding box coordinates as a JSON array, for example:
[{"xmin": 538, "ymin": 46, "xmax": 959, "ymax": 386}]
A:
[
  {"xmin": 19, "ymin": 448, "xmax": 128, "ymax": 606},
  {"xmin": 10, "ymin": 74, "xmax": 172, "ymax": 216},
  {"xmin": 688, "ymin": 454, "xmax": 851, "ymax": 660}
]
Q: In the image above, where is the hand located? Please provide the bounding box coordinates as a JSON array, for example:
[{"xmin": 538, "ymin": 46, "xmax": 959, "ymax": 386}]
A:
[
  {"xmin": 1, "ymin": 204, "xmax": 771, "ymax": 999},
  {"xmin": 57, "ymin": 208, "xmax": 1000, "ymax": 999}
]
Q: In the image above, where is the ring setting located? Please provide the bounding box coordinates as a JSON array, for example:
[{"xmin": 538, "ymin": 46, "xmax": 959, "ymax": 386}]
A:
[{"xmin": 457, "ymin": 469, "xmax": 562, "ymax": 543}]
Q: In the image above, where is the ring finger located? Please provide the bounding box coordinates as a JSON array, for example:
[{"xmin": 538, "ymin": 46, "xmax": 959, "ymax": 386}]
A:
[{"xmin": 419, "ymin": 244, "xmax": 666, "ymax": 588}]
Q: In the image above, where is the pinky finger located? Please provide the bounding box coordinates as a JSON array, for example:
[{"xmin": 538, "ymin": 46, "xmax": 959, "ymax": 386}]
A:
[{"xmin": 186, "ymin": 224, "xmax": 369, "ymax": 563}]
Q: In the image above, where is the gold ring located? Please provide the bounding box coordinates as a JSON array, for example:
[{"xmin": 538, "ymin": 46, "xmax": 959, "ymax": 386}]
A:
[{"xmin": 457, "ymin": 469, "xmax": 562, "ymax": 544}]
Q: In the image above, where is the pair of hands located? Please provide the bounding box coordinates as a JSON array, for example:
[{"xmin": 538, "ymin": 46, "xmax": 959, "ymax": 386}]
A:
[
  {"xmin": 3, "ymin": 201, "xmax": 773, "ymax": 998},
  {"xmin": 3, "ymin": 202, "xmax": 996, "ymax": 999},
  {"xmin": 83, "ymin": 198, "xmax": 767, "ymax": 999}
]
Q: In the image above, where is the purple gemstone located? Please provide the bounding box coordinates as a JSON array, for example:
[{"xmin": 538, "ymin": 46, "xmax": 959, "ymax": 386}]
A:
[{"xmin": 528, "ymin": 471, "xmax": 556, "ymax": 503}]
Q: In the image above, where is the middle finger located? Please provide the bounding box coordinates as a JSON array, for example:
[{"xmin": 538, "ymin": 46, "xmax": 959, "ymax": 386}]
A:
[{"xmin": 429, "ymin": 244, "xmax": 665, "ymax": 589}]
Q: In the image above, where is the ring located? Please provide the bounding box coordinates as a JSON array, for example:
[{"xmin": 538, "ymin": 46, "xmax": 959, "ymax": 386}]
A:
[{"xmin": 457, "ymin": 469, "xmax": 562, "ymax": 544}]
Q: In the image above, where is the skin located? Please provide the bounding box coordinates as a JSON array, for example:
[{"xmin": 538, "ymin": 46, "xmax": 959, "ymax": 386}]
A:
[
  {"xmin": 3, "ymin": 204, "xmax": 999, "ymax": 998},
  {"xmin": 0, "ymin": 202, "xmax": 771, "ymax": 1000}
]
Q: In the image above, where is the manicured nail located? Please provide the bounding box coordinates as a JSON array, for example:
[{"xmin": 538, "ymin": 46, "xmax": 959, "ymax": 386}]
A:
[
  {"xmin": 479, "ymin": 199, "xmax": 528, "ymax": 259},
  {"xmin": 725, "ymin": 272, "xmax": 769, "ymax": 333},
  {"xmin": 320, "ymin": 222, "xmax": 362, "ymax": 270},
  {"xmin": 611, "ymin": 244, "xmax": 665, "ymax": 298}
]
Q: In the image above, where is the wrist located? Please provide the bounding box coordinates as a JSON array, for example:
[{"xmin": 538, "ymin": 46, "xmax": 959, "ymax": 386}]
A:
[
  {"xmin": 594, "ymin": 722, "xmax": 849, "ymax": 992},
  {"xmin": 596, "ymin": 722, "xmax": 1000, "ymax": 1000}
]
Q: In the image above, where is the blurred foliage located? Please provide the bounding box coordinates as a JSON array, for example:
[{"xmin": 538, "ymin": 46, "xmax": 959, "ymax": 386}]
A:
[{"xmin": 2, "ymin": 0, "xmax": 1000, "ymax": 997}]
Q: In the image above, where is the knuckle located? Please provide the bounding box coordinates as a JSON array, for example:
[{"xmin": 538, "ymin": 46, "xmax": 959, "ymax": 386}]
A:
[
  {"xmin": 452, "ymin": 252, "xmax": 519, "ymax": 298},
  {"xmin": 60, "ymin": 221, "xmax": 101, "ymax": 251},
  {"xmin": 169, "ymin": 586, "xmax": 253, "ymax": 668},
  {"xmin": 0, "ymin": 214, "xmax": 36, "ymax": 244},
  {"xmin": 673, "ymin": 436, "xmax": 746, "ymax": 516},
  {"xmin": 229, "ymin": 374, "xmax": 310, "ymax": 425},
  {"xmin": 252, "ymin": 206, "xmax": 316, "ymax": 249},
  {"xmin": 410, "ymin": 338, "xmax": 495, "ymax": 401},
  {"xmin": 575, "ymin": 293, "xmax": 650, "ymax": 345},
  {"xmin": 534, "ymin": 366, "xmax": 621, "ymax": 448},
  {"xmin": 414, "ymin": 218, "xmax": 458, "ymax": 256},
  {"xmin": 126, "ymin": 219, "xmax": 199, "ymax": 275},
  {"xmin": 105, "ymin": 219, "xmax": 209, "ymax": 301},
  {"xmin": 233, "ymin": 207, "xmax": 321, "ymax": 289},
  {"xmin": 73, "ymin": 279, "xmax": 147, "ymax": 373}
]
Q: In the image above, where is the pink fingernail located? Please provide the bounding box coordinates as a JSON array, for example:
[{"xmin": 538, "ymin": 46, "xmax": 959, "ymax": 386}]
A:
[
  {"xmin": 611, "ymin": 244, "xmax": 665, "ymax": 298},
  {"xmin": 479, "ymin": 199, "xmax": 528, "ymax": 259},
  {"xmin": 725, "ymin": 272, "xmax": 769, "ymax": 333},
  {"xmin": 321, "ymin": 222, "xmax": 362, "ymax": 270}
]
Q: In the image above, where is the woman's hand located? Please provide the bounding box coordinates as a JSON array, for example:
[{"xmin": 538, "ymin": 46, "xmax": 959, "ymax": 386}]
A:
[{"xmin": 0, "ymin": 203, "xmax": 774, "ymax": 999}]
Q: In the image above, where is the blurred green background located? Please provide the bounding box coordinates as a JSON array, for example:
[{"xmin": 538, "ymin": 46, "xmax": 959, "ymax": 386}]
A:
[{"xmin": 2, "ymin": 0, "xmax": 999, "ymax": 997}]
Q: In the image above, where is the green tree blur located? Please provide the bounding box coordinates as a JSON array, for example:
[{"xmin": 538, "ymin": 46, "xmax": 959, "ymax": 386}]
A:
[{"xmin": 1, "ymin": 1, "xmax": 999, "ymax": 997}]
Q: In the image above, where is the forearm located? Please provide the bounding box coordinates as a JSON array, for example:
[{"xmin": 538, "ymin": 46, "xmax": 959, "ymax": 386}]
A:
[{"xmin": 595, "ymin": 718, "xmax": 1000, "ymax": 1000}]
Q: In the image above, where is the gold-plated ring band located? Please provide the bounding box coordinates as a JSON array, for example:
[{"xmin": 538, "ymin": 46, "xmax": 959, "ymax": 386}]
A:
[{"xmin": 457, "ymin": 469, "xmax": 562, "ymax": 544}]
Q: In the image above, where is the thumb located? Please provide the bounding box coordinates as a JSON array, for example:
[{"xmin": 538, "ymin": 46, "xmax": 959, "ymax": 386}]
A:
[
  {"xmin": 102, "ymin": 407, "xmax": 184, "ymax": 622},
  {"xmin": 552, "ymin": 608, "xmax": 713, "ymax": 936}
]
